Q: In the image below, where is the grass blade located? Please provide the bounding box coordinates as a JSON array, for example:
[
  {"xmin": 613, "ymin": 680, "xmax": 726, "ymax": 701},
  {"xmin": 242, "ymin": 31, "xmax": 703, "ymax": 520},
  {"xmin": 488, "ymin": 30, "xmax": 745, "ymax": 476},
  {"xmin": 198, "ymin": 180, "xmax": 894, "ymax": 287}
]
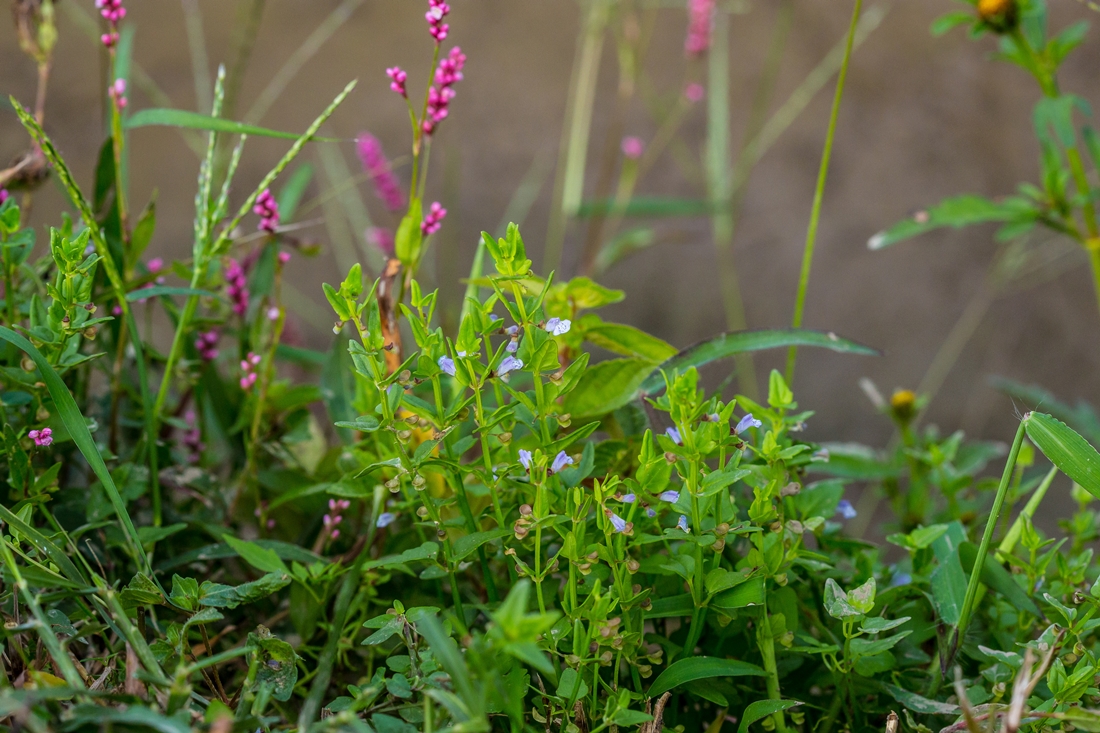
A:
[
  {"xmin": 1025, "ymin": 411, "xmax": 1100, "ymax": 499},
  {"xmin": 648, "ymin": 657, "xmax": 766, "ymax": 698},
  {"xmin": 126, "ymin": 108, "xmax": 342, "ymax": 142}
]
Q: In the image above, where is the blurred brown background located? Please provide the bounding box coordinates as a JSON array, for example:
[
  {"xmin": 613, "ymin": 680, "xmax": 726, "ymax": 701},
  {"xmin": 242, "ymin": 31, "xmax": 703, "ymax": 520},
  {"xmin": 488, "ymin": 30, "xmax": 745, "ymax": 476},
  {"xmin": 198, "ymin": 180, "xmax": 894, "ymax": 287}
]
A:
[{"xmin": 3, "ymin": 0, "xmax": 1099, "ymax": 451}]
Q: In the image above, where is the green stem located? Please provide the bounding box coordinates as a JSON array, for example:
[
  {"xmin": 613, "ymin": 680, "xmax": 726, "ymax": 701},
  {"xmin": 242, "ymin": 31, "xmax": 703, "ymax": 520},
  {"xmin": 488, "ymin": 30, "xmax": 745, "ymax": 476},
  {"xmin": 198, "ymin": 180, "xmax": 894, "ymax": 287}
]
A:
[
  {"xmin": 952, "ymin": 418, "xmax": 1027, "ymax": 660},
  {"xmin": 998, "ymin": 465, "xmax": 1058, "ymax": 558},
  {"xmin": 758, "ymin": 592, "xmax": 788, "ymax": 733},
  {"xmin": 784, "ymin": 0, "xmax": 863, "ymax": 384}
]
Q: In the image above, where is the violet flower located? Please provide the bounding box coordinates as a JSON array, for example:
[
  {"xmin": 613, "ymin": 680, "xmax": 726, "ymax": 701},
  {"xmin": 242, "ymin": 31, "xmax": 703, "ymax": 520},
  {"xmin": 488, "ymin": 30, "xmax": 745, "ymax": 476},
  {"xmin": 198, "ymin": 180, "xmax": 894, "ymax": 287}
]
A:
[
  {"xmin": 377, "ymin": 512, "xmax": 397, "ymax": 528},
  {"xmin": 665, "ymin": 426, "xmax": 682, "ymax": 445},
  {"xmin": 735, "ymin": 414, "xmax": 762, "ymax": 435},
  {"xmin": 621, "ymin": 493, "xmax": 636, "ymax": 504},
  {"xmin": 438, "ymin": 355, "xmax": 456, "ymax": 376},
  {"xmin": 659, "ymin": 490, "xmax": 680, "ymax": 503},
  {"xmin": 497, "ymin": 355, "xmax": 523, "ymax": 377},
  {"xmin": 609, "ymin": 512, "xmax": 629, "ymax": 534},
  {"xmin": 356, "ymin": 134, "xmax": 406, "ymax": 212},
  {"xmin": 550, "ymin": 451, "xmax": 574, "ymax": 474},
  {"xmin": 421, "ymin": 202, "xmax": 447, "ymax": 235},
  {"xmin": 545, "ymin": 317, "xmax": 571, "ymax": 336},
  {"xmin": 836, "ymin": 500, "xmax": 857, "ymax": 520},
  {"xmin": 253, "ymin": 189, "xmax": 280, "ymax": 233},
  {"xmin": 28, "ymin": 428, "xmax": 53, "ymax": 447},
  {"xmin": 677, "ymin": 515, "xmax": 690, "ymax": 532},
  {"xmin": 518, "ymin": 449, "xmax": 533, "ymax": 470}
]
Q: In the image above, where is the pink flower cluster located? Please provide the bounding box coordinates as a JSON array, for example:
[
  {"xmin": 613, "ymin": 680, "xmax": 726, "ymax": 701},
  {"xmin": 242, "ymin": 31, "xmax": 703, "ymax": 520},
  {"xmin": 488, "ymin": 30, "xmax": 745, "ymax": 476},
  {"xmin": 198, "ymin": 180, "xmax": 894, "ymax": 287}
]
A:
[
  {"xmin": 28, "ymin": 428, "xmax": 52, "ymax": 447},
  {"xmin": 109, "ymin": 78, "xmax": 127, "ymax": 109},
  {"xmin": 356, "ymin": 134, "xmax": 406, "ymax": 212},
  {"xmin": 240, "ymin": 352, "xmax": 261, "ymax": 390},
  {"xmin": 253, "ymin": 189, "xmax": 280, "ymax": 233},
  {"xmin": 0, "ymin": 189, "xmax": 9, "ymax": 205},
  {"xmin": 254, "ymin": 502, "xmax": 276, "ymax": 530},
  {"xmin": 423, "ymin": 47, "xmax": 465, "ymax": 135},
  {"xmin": 96, "ymin": 0, "xmax": 126, "ymax": 48},
  {"xmin": 194, "ymin": 330, "xmax": 219, "ymax": 361},
  {"xmin": 621, "ymin": 136, "xmax": 644, "ymax": 160},
  {"xmin": 225, "ymin": 259, "xmax": 249, "ymax": 316},
  {"xmin": 324, "ymin": 499, "xmax": 351, "ymax": 541},
  {"xmin": 421, "ymin": 202, "xmax": 447, "ymax": 235},
  {"xmin": 387, "ymin": 67, "xmax": 407, "ymax": 97},
  {"xmin": 426, "ymin": 0, "xmax": 450, "ymax": 43},
  {"xmin": 367, "ymin": 227, "xmax": 395, "ymax": 257},
  {"xmin": 182, "ymin": 410, "xmax": 203, "ymax": 463},
  {"xmin": 685, "ymin": 0, "xmax": 716, "ymax": 57}
]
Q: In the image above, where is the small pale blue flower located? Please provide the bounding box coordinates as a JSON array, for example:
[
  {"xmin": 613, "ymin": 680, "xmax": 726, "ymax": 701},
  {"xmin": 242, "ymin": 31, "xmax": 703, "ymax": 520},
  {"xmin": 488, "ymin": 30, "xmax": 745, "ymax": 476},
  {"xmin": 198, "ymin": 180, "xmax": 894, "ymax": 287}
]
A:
[
  {"xmin": 550, "ymin": 451, "xmax": 574, "ymax": 474},
  {"xmin": 437, "ymin": 355, "xmax": 456, "ymax": 376},
  {"xmin": 646, "ymin": 507, "xmax": 656, "ymax": 518},
  {"xmin": 376, "ymin": 512, "xmax": 397, "ymax": 528},
  {"xmin": 457, "ymin": 350, "xmax": 467, "ymax": 357},
  {"xmin": 735, "ymin": 414, "xmax": 763, "ymax": 435},
  {"xmin": 676, "ymin": 515, "xmax": 689, "ymax": 532},
  {"xmin": 890, "ymin": 572, "xmax": 912, "ymax": 588},
  {"xmin": 506, "ymin": 340, "xmax": 519, "ymax": 353},
  {"xmin": 659, "ymin": 490, "xmax": 680, "ymax": 503},
  {"xmin": 621, "ymin": 493, "xmax": 636, "ymax": 504},
  {"xmin": 545, "ymin": 317, "xmax": 571, "ymax": 336},
  {"xmin": 505, "ymin": 325, "xmax": 519, "ymax": 336},
  {"xmin": 497, "ymin": 356, "xmax": 523, "ymax": 376},
  {"xmin": 489, "ymin": 314, "xmax": 501, "ymax": 322},
  {"xmin": 609, "ymin": 512, "xmax": 628, "ymax": 533},
  {"xmin": 665, "ymin": 426, "xmax": 682, "ymax": 445},
  {"xmin": 518, "ymin": 449, "xmax": 533, "ymax": 470},
  {"xmin": 835, "ymin": 499, "xmax": 857, "ymax": 520}
]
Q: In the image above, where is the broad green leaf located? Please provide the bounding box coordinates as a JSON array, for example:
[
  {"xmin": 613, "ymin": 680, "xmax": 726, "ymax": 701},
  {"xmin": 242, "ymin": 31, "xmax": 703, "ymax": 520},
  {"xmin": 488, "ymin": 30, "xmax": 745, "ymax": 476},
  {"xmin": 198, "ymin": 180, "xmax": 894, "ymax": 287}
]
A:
[
  {"xmin": 860, "ymin": 616, "xmax": 910, "ymax": 634},
  {"xmin": 0, "ymin": 327, "xmax": 147, "ymax": 569},
  {"xmin": 556, "ymin": 668, "xmax": 588, "ymax": 702},
  {"xmin": 563, "ymin": 358, "xmax": 654, "ymax": 418},
  {"xmin": 711, "ymin": 576, "xmax": 766, "ymax": 609},
  {"xmin": 157, "ymin": 539, "xmax": 323, "ymax": 571},
  {"xmin": 958, "ymin": 542, "xmax": 1040, "ymax": 617},
  {"xmin": 929, "ymin": 558, "xmax": 966, "ymax": 625},
  {"xmin": 736, "ymin": 699, "xmax": 803, "ymax": 733},
  {"xmin": 248, "ymin": 631, "xmax": 297, "ymax": 702},
  {"xmin": 363, "ymin": 542, "xmax": 439, "ymax": 570},
  {"xmin": 868, "ymin": 194, "xmax": 1034, "ymax": 249},
  {"xmin": 223, "ymin": 536, "xmax": 291, "ymax": 575},
  {"xmin": 1025, "ymin": 412, "xmax": 1100, "ymax": 500},
  {"xmin": 562, "ymin": 277, "xmax": 624, "ymax": 310},
  {"xmin": 648, "ymin": 657, "xmax": 766, "ymax": 698},
  {"xmin": 583, "ymin": 321, "xmax": 677, "ymax": 362},
  {"xmin": 847, "ymin": 578, "xmax": 876, "ymax": 614},
  {"xmin": 823, "ymin": 579, "xmax": 861, "ymax": 619},
  {"xmin": 640, "ymin": 330, "xmax": 877, "ymax": 395},
  {"xmin": 125, "ymin": 108, "xmax": 341, "ymax": 141},
  {"xmin": 451, "ymin": 529, "xmax": 511, "ymax": 562}
]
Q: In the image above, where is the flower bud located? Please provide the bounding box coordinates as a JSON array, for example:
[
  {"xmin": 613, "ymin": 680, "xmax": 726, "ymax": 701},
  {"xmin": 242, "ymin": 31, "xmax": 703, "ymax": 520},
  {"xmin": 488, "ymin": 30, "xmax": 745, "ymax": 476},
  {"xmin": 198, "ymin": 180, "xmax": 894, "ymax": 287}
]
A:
[{"xmin": 627, "ymin": 559, "xmax": 640, "ymax": 573}]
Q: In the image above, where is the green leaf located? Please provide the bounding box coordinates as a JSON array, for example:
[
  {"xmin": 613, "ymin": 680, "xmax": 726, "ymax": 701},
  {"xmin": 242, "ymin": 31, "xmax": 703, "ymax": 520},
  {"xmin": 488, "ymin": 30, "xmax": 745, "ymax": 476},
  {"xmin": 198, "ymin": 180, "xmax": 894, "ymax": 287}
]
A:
[
  {"xmin": 278, "ymin": 164, "xmax": 314, "ymax": 221},
  {"xmin": 1025, "ymin": 412, "xmax": 1100, "ymax": 500},
  {"xmin": 860, "ymin": 616, "xmax": 910, "ymax": 634},
  {"xmin": 223, "ymin": 535, "xmax": 291, "ymax": 575},
  {"xmin": 125, "ymin": 108, "xmax": 342, "ymax": 142},
  {"xmin": 0, "ymin": 327, "xmax": 147, "ymax": 570},
  {"xmin": 929, "ymin": 557, "xmax": 967, "ymax": 626},
  {"xmin": 451, "ymin": 529, "xmax": 511, "ymax": 562},
  {"xmin": 823, "ymin": 579, "xmax": 861, "ymax": 619},
  {"xmin": 395, "ymin": 199, "xmax": 424, "ymax": 267},
  {"xmin": 563, "ymin": 358, "xmax": 654, "ymax": 418},
  {"xmin": 849, "ymin": 630, "xmax": 910, "ymax": 658},
  {"xmin": 126, "ymin": 286, "xmax": 219, "ymax": 302},
  {"xmin": 711, "ymin": 576, "xmax": 766, "ymax": 609},
  {"xmin": 248, "ymin": 631, "xmax": 298, "ymax": 702},
  {"xmin": 881, "ymin": 683, "xmax": 958, "ymax": 715},
  {"xmin": 556, "ymin": 668, "xmax": 589, "ymax": 702},
  {"xmin": 991, "ymin": 377, "xmax": 1100, "ymax": 445},
  {"xmin": 868, "ymin": 194, "xmax": 1033, "ymax": 249},
  {"xmin": 958, "ymin": 542, "xmax": 1041, "ymax": 617},
  {"xmin": 736, "ymin": 699, "xmax": 803, "ymax": 733},
  {"xmin": 363, "ymin": 542, "xmax": 439, "ymax": 570},
  {"xmin": 930, "ymin": 11, "xmax": 974, "ymax": 36},
  {"xmin": 640, "ymin": 330, "xmax": 877, "ymax": 395},
  {"xmin": 648, "ymin": 657, "xmax": 766, "ymax": 698}
]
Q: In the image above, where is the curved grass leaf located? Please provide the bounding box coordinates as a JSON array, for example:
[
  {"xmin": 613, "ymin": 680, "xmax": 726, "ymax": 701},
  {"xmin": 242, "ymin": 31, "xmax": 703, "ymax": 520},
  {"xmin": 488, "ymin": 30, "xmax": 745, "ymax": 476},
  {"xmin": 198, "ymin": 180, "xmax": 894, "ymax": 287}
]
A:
[
  {"xmin": 736, "ymin": 699, "xmax": 803, "ymax": 733},
  {"xmin": 648, "ymin": 657, "xmax": 766, "ymax": 698},
  {"xmin": 640, "ymin": 329, "xmax": 878, "ymax": 395},
  {"xmin": 0, "ymin": 327, "xmax": 147, "ymax": 571},
  {"xmin": 992, "ymin": 377, "xmax": 1100, "ymax": 444},
  {"xmin": 1025, "ymin": 411, "xmax": 1100, "ymax": 500},
  {"xmin": 125, "ymin": 108, "xmax": 342, "ymax": 142},
  {"xmin": 126, "ymin": 286, "xmax": 219, "ymax": 301},
  {"xmin": 868, "ymin": 194, "xmax": 1036, "ymax": 250}
]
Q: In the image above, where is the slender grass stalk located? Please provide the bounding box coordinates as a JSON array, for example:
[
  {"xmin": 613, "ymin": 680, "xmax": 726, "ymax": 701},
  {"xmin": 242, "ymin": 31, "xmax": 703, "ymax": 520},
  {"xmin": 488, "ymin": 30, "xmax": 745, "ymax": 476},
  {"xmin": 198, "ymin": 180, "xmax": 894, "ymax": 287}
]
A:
[
  {"xmin": 953, "ymin": 418, "xmax": 1028, "ymax": 661},
  {"xmin": 545, "ymin": 0, "xmax": 609, "ymax": 273},
  {"xmin": 784, "ymin": 0, "xmax": 864, "ymax": 384},
  {"xmin": 997, "ymin": 465, "xmax": 1058, "ymax": 558},
  {"xmin": 181, "ymin": 0, "xmax": 213, "ymax": 114}
]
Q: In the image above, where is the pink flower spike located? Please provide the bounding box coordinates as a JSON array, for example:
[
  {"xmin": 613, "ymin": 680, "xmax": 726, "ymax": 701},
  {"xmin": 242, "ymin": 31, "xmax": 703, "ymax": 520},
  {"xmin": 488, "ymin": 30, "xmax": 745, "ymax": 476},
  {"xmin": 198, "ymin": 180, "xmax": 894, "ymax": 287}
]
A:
[
  {"xmin": 253, "ymin": 189, "xmax": 280, "ymax": 233},
  {"xmin": 0, "ymin": 189, "xmax": 8, "ymax": 205},
  {"xmin": 386, "ymin": 67, "xmax": 408, "ymax": 97},
  {"xmin": 28, "ymin": 428, "xmax": 53, "ymax": 447},
  {"xmin": 621, "ymin": 136, "xmax": 644, "ymax": 160},
  {"xmin": 685, "ymin": 0, "xmax": 716, "ymax": 57},
  {"xmin": 330, "ymin": 529, "xmax": 340, "ymax": 540},
  {"xmin": 356, "ymin": 134, "xmax": 406, "ymax": 212},
  {"xmin": 685, "ymin": 82, "xmax": 705, "ymax": 103},
  {"xmin": 421, "ymin": 202, "xmax": 447, "ymax": 235}
]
